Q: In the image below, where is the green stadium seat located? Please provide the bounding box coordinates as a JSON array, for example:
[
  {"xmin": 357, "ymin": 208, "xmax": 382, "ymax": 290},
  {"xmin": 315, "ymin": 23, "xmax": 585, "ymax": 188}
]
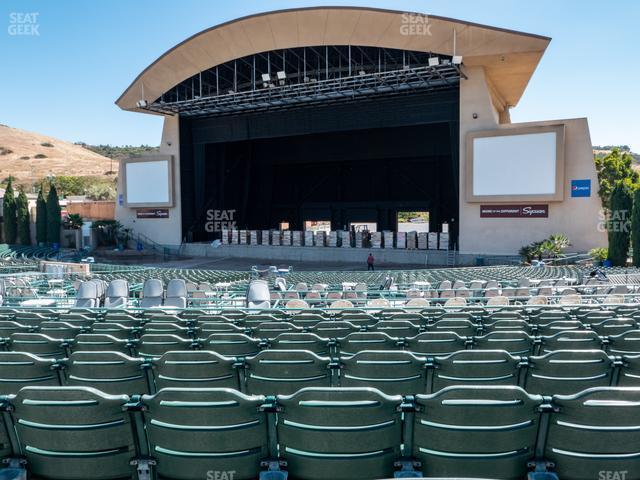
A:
[
  {"xmin": 336, "ymin": 332, "xmax": 400, "ymax": 356},
  {"xmin": 545, "ymin": 387, "xmax": 640, "ymax": 480},
  {"xmin": 405, "ymin": 331, "xmax": 467, "ymax": 356},
  {"xmin": 202, "ymin": 333, "xmax": 261, "ymax": 357},
  {"xmin": 0, "ymin": 352, "xmax": 59, "ymax": 394},
  {"xmin": 244, "ymin": 350, "xmax": 331, "ymax": 395},
  {"xmin": 137, "ymin": 334, "xmax": 194, "ymax": 358},
  {"xmin": 539, "ymin": 331, "xmax": 603, "ymax": 354},
  {"xmin": 369, "ymin": 320, "xmax": 420, "ymax": 338},
  {"xmin": 607, "ymin": 330, "xmax": 640, "ymax": 355},
  {"xmin": 11, "ymin": 386, "xmax": 136, "ymax": 480},
  {"xmin": 70, "ymin": 334, "xmax": 131, "ymax": 354},
  {"xmin": 141, "ymin": 388, "xmax": 268, "ymax": 480},
  {"xmin": 473, "ymin": 331, "xmax": 535, "ymax": 355},
  {"xmin": 429, "ymin": 350, "xmax": 521, "ymax": 393},
  {"xmin": 62, "ymin": 351, "xmax": 150, "ymax": 395},
  {"xmin": 251, "ymin": 322, "xmax": 301, "ymax": 339},
  {"xmin": 427, "ymin": 319, "xmax": 478, "ymax": 337},
  {"xmin": 309, "ymin": 321, "xmax": 360, "ymax": 339},
  {"xmin": 268, "ymin": 332, "xmax": 330, "ymax": 355},
  {"xmin": 276, "ymin": 387, "xmax": 403, "ymax": 480},
  {"xmin": 524, "ymin": 350, "xmax": 613, "ymax": 395},
  {"xmin": 590, "ymin": 318, "xmax": 638, "ymax": 337},
  {"xmin": 339, "ymin": 350, "xmax": 427, "ymax": 395},
  {"xmin": 153, "ymin": 350, "xmax": 238, "ymax": 390},
  {"xmin": 617, "ymin": 354, "xmax": 640, "ymax": 387},
  {"xmin": 413, "ymin": 386, "xmax": 543, "ymax": 479},
  {"xmin": 9, "ymin": 333, "xmax": 66, "ymax": 358}
]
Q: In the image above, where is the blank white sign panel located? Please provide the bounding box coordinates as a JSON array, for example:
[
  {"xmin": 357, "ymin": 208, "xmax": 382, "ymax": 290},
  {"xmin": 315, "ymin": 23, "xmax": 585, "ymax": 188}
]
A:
[
  {"xmin": 473, "ymin": 132, "xmax": 557, "ymax": 196},
  {"xmin": 125, "ymin": 161, "xmax": 170, "ymax": 204}
]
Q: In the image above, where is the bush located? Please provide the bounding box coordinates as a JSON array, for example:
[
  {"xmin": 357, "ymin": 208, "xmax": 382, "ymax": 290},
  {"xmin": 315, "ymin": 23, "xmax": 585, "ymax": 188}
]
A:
[
  {"xmin": 519, "ymin": 234, "xmax": 570, "ymax": 263},
  {"xmin": 34, "ymin": 153, "xmax": 47, "ymax": 159},
  {"xmin": 40, "ymin": 142, "xmax": 54, "ymax": 147},
  {"xmin": 607, "ymin": 183, "xmax": 633, "ymax": 266},
  {"xmin": 0, "ymin": 147, "xmax": 13, "ymax": 156},
  {"xmin": 36, "ymin": 188, "xmax": 47, "ymax": 244},
  {"xmin": 19, "ymin": 156, "xmax": 29, "ymax": 160},
  {"xmin": 63, "ymin": 213, "xmax": 83, "ymax": 230},
  {"xmin": 589, "ymin": 247, "xmax": 608, "ymax": 263},
  {"xmin": 2, "ymin": 179, "xmax": 16, "ymax": 244},
  {"xmin": 46, "ymin": 183, "xmax": 61, "ymax": 244}
]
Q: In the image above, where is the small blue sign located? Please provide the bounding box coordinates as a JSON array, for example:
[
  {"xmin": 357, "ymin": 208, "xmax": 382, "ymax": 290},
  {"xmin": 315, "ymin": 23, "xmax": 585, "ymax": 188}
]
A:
[
  {"xmin": 571, "ymin": 179, "xmax": 591, "ymax": 198},
  {"xmin": 118, "ymin": 193, "xmax": 124, "ymax": 206}
]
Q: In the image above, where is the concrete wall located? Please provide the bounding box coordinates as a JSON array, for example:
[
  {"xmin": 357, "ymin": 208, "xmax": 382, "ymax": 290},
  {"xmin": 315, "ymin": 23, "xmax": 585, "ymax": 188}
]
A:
[
  {"xmin": 458, "ymin": 66, "xmax": 606, "ymax": 255},
  {"xmin": 115, "ymin": 115, "xmax": 183, "ymax": 246}
]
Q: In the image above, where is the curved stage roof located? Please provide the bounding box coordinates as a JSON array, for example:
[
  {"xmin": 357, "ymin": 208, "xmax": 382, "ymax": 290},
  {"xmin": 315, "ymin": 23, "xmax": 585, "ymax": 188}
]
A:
[{"xmin": 116, "ymin": 6, "xmax": 550, "ymax": 114}]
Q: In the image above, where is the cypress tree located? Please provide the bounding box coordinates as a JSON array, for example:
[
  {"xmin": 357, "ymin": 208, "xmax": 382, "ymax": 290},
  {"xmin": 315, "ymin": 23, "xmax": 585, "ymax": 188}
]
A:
[
  {"xmin": 632, "ymin": 188, "xmax": 640, "ymax": 267},
  {"xmin": 36, "ymin": 187, "xmax": 47, "ymax": 245},
  {"xmin": 46, "ymin": 183, "xmax": 61, "ymax": 245},
  {"xmin": 16, "ymin": 189, "xmax": 31, "ymax": 245},
  {"xmin": 608, "ymin": 182, "xmax": 633, "ymax": 266},
  {"xmin": 2, "ymin": 179, "xmax": 17, "ymax": 244}
]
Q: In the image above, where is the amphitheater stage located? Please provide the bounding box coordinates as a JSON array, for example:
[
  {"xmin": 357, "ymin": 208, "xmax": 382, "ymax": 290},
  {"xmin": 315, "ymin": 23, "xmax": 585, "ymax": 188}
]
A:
[{"xmin": 179, "ymin": 243, "xmax": 517, "ymax": 268}]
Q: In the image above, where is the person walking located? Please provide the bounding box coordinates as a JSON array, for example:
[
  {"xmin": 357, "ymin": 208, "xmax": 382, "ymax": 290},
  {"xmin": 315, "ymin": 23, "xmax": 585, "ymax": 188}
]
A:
[{"xmin": 367, "ymin": 253, "xmax": 375, "ymax": 271}]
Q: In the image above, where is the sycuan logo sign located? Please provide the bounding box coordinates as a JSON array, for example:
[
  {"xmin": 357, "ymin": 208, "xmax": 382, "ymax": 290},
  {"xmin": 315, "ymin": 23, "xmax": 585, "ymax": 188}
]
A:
[
  {"xmin": 571, "ymin": 179, "xmax": 591, "ymax": 197},
  {"xmin": 480, "ymin": 205, "xmax": 549, "ymax": 218}
]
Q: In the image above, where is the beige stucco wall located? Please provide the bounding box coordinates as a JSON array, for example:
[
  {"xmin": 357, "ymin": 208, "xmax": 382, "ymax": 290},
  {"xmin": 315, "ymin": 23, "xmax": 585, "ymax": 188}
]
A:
[
  {"xmin": 115, "ymin": 115, "xmax": 183, "ymax": 247},
  {"xmin": 458, "ymin": 66, "xmax": 606, "ymax": 255}
]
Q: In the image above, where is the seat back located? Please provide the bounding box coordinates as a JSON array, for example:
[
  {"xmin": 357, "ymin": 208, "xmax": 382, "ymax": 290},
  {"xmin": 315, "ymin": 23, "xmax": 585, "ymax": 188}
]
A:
[
  {"xmin": 0, "ymin": 352, "xmax": 59, "ymax": 394},
  {"xmin": 12, "ymin": 386, "xmax": 134, "ymax": 480},
  {"xmin": 277, "ymin": 387, "xmax": 402, "ymax": 480},
  {"xmin": 590, "ymin": 318, "xmax": 638, "ymax": 337},
  {"xmin": 540, "ymin": 330, "xmax": 603, "ymax": 354},
  {"xmin": 72, "ymin": 334, "xmax": 131, "ymax": 354},
  {"xmin": 546, "ymin": 387, "xmax": 640, "ymax": 479},
  {"xmin": 473, "ymin": 331, "xmax": 535, "ymax": 355},
  {"xmin": 269, "ymin": 332, "xmax": 330, "ymax": 355},
  {"xmin": 340, "ymin": 350, "xmax": 427, "ymax": 395},
  {"xmin": 142, "ymin": 388, "xmax": 267, "ymax": 479},
  {"xmin": 153, "ymin": 350, "xmax": 238, "ymax": 390},
  {"xmin": 404, "ymin": 331, "xmax": 467, "ymax": 356},
  {"xmin": 140, "ymin": 279, "xmax": 164, "ymax": 308},
  {"xmin": 137, "ymin": 334, "xmax": 193, "ymax": 358},
  {"xmin": 608, "ymin": 330, "xmax": 640, "ymax": 355},
  {"xmin": 252, "ymin": 321, "xmax": 300, "ymax": 339},
  {"xmin": 337, "ymin": 332, "xmax": 400, "ymax": 356},
  {"xmin": 9, "ymin": 333, "xmax": 65, "ymax": 358},
  {"xmin": 613, "ymin": 354, "xmax": 640, "ymax": 387},
  {"xmin": 524, "ymin": 350, "xmax": 613, "ymax": 395},
  {"xmin": 430, "ymin": 350, "xmax": 520, "ymax": 393},
  {"xmin": 203, "ymin": 333, "xmax": 261, "ymax": 357},
  {"xmin": 64, "ymin": 351, "xmax": 149, "ymax": 395},
  {"xmin": 104, "ymin": 279, "xmax": 129, "ymax": 308},
  {"xmin": 428, "ymin": 319, "xmax": 478, "ymax": 336},
  {"xmin": 309, "ymin": 321, "xmax": 359, "ymax": 338},
  {"xmin": 370, "ymin": 320, "xmax": 419, "ymax": 338},
  {"xmin": 244, "ymin": 350, "xmax": 331, "ymax": 395},
  {"xmin": 414, "ymin": 386, "xmax": 543, "ymax": 479}
]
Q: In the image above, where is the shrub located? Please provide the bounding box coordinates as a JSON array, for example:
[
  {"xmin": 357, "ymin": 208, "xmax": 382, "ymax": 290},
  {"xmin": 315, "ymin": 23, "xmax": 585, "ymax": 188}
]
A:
[
  {"xmin": 34, "ymin": 153, "xmax": 47, "ymax": 159},
  {"xmin": 0, "ymin": 147, "xmax": 13, "ymax": 156},
  {"xmin": 589, "ymin": 248, "xmax": 608, "ymax": 263},
  {"xmin": 40, "ymin": 142, "xmax": 54, "ymax": 147},
  {"xmin": 19, "ymin": 156, "xmax": 29, "ymax": 160},
  {"xmin": 607, "ymin": 182, "xmax": 633, "ymax": 266}
]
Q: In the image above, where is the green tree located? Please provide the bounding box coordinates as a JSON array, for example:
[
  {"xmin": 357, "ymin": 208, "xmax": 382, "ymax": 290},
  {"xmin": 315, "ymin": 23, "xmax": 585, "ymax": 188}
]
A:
[
  {"xmin": 595, "ymin": 148, "xmax": 639, "ymax": 209},
  {"xmin": 632, "ymin": 188, "xmax": 640, "ymax": 266},
  {"xmin": 36, "ymin": 187, "xmax": 47, "ymax": 245},
  {"xmin": 607, "ymin": 182, "xmax": 633, "ymax": 266},
  {"xmin": 16, "ymin": 189, "xmax": 31, "ymax": 245},
  {"xmin": 46, "ymin": 183, "xmax": 61, "ymax": 244},
  {"xmin": 2, "ymin": 179, "xmax": 17, "ymax": 244}
]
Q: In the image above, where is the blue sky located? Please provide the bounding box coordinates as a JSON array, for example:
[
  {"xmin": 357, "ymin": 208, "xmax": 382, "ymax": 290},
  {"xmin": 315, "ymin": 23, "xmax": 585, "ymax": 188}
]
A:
[{"xmin": 0, "ymin": 0, "xmax": 638, "ymax": 150}]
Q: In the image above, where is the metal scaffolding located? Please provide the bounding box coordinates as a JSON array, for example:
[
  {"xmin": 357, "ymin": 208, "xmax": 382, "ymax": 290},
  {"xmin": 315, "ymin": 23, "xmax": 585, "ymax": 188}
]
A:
[{"xmin": 141, "ymin": 45, "xmax": 463, "ymax": 117}]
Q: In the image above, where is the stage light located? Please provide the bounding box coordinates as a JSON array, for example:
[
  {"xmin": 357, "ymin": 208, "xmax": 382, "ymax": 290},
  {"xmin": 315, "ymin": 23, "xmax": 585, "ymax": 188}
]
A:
[
  {"xmin": 452, "ymin": 55, "xmax": 463, "ymax": 65},
  {"xmin": 228, "ymin": 89, "xmax": 235, "ymax": 95},
  {"xmin": 136, "ymin": 100, "xmax": 148, "ymax": 108},
  {"xmin": 428, "ymin": 57, "xmax": 440, "ymax": 67},
  {"xmin": 277, "ymin": 70, "xmax": 286, "ymax": 85},
  {"xmin": 261, "ymin": 73, "xmax": 270, "ymax": 88},
  {"xmin": 358, "ymin": 70, "xmax": 366, "ymax": 76}
]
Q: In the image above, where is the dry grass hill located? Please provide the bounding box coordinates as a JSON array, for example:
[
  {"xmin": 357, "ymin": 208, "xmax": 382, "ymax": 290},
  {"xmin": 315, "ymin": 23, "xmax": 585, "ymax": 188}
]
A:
[{"xmin": 0, "ymin": 124, "xmax": 117, "ymax": 184}]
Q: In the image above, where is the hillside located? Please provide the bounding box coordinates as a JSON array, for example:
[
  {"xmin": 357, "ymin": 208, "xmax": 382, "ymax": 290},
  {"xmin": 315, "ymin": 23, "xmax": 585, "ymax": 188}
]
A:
[{"xmin": 0, "ymin": 124, "xmax": 117, "ymax": 184}]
